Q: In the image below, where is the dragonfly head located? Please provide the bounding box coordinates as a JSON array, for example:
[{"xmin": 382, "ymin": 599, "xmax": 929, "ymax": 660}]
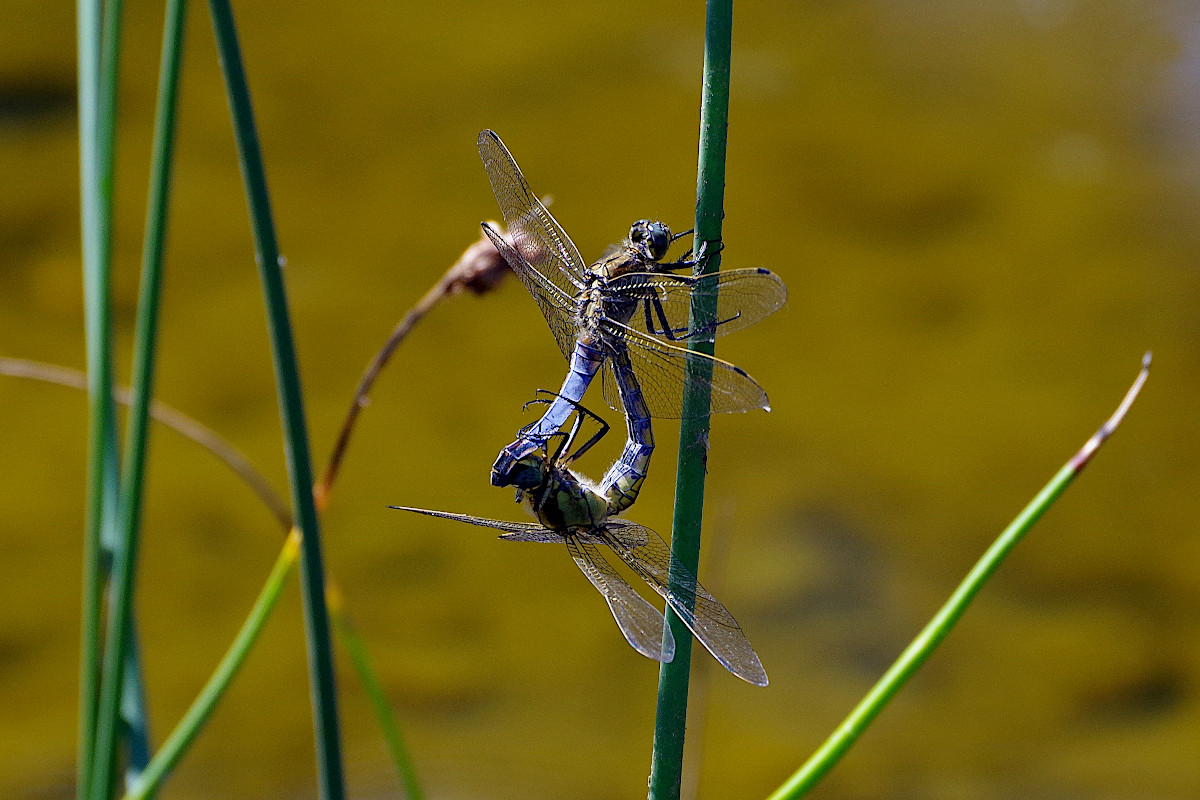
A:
[
  {"xmin": 491, "ymin": 448, "xmax": 549, "ymax": 491},
  {"xmin": 628, "ymin": 219, "xmax": 673, "ymax": 263}
]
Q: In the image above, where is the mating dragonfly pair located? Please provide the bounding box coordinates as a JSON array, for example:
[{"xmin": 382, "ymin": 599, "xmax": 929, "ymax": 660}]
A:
[{"xmin": 393, "ymin": 131, "xmax": 785, "ymax": 686}]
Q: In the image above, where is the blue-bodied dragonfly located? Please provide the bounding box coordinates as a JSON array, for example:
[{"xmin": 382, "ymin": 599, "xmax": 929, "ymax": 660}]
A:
[
  {"xmin": 478, "ymin": 130, "xmax": 787, "ymax": 487},
  {"xmin": 392, "ymin": 395, "xmax": 768, "ymax": 686}
]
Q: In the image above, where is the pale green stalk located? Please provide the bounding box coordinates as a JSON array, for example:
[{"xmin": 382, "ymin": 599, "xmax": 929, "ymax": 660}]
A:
[
  {"xmin": 121, "ymin": 533, "xmax": 302, "ymax": 800},
  {"xmin": 328, "ymin": 590, "xmax": 425, "ymax": 800},
  {"xmin": 766, "ymin": 354, "xmax": 1151, "ymax": 799},
  {"xmin": 75, "ymin": 0, "xmax": 122, "ymax": 791}
]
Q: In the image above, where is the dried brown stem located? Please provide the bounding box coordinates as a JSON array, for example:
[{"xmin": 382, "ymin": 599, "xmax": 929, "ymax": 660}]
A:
[
  {"xmin": 0, "ymin": 357, "xmax": 293, "ymax": 529},
  {"xmin": 314, "ymin": 227, "xmax": 511, "ymax": 511}
]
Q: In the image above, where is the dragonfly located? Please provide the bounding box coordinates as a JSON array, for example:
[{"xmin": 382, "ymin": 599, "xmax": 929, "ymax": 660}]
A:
[
  {"xmin": 478, "ymin": 130, "xmax": 787, "ymax": 487},
  {"xmin": 392, "ymin": 396, "xmax": 769, "ymax": 686}
]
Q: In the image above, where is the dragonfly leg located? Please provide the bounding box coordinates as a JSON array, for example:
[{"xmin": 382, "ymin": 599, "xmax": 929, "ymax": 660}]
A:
[
  {"xmin": 644, "ymin": 293, "xmax": 743, "ymax": 342},
  {"xmin": 695, "ymin": 237, "xmax": 724, "ymax": 261},
  {"xmin": 492, "ymin": 339, "xmax": 605, "ymax": 487},
  {"xmin": 643, "ymin": 295, "xmax": 695, "ymax": 341},
  {"xmin": 660, "ymin": 236, "xmax": 723, "ymax": 271},
  {"xmin": 657, "ymin": 227, "xmax": 696, "ymax": 266},
  {"xmin": 518, "ymin": 389, "xmax": 611, "ymax": 465},
  {"xmin": 555, "ymin": 394, "xmax": 610, "ymax": 465},
  {"xmin": 519, "ymin": 389, "xmax": 556, "ymax": 414}
]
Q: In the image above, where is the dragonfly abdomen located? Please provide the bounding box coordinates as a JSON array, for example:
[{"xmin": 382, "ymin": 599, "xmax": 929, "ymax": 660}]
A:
[{"xmin": 597, "ymin": 349, "xmax": 654, "ymax": 515}]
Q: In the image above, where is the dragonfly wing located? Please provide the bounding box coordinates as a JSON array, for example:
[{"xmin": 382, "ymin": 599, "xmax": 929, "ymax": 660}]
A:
[
  {"xmin": 478, "ymin": 130, "xmax": 588, "ymax": 306},
  {"xmin": 606, "ymin": 268, "xmax": 787, "ymax": 342},
  {"xmin": 566, "ymin": 535, "xmax": 675, "ymax": 663},
  {"xmin": 482, "ymin": 224, "xmax": 578, "ymax": 359},
  {"xmin": 390, "ymin": 505, "xmax": 555, "ymax": 538},
  {"xmin": 498, "ymin": 528, "xmax": 567, "ymax": 543},
  {"xmin": 599, "ymin": 321, "xmax": 769, "ymax": 418},
  {"xmin": 597, "ymin": 520, "xmax": 768, "ymax": 686}
]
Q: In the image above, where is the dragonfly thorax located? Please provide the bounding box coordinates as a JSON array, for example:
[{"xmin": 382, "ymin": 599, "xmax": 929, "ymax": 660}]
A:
[
  {"xmin": 590, "ymin": 219, "xmax": 674, "ymax": 280},
  {"xmin": 576, "ymin": 281, "xmax": 611, "ymax": 330},
  {"xmin": 521, "ymin": 467, "xmax": 609, "ymax": 532}
]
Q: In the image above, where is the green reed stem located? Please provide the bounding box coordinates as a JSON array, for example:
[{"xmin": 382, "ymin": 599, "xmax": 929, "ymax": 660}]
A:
[
  {"xmin": 207, "ymin": 2, "xmax": 345, "ymax": 796},
  {"xmin": 766, "ymin": 353, "xmax": 1151, "ymax": 800},
  {"xmin": 75, "ymin": 0, "xmax": 122, "ymax": 792},
  {"xmin": 649, "ymin": 1, "xmax": 733, "ymax": 797},
  {"xmin": 121, "ymin": 533, "xmax": 302, "ymax": 800},
  {"xmin": 90, "ymin": 0, "xmax": 186, "ymax": 795}
]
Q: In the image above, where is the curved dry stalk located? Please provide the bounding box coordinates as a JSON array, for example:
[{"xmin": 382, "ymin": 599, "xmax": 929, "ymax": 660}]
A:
[
  {"xmin": 315, "ymin": 226, "xmax": 511, "ymax": 509},
  {"xmin": 0, "ymin": 357, "xmax": 292, "ymax": 529},
  {"xmin": 3, "ymin": 228, "xmax": 513, "ymax": 528}
]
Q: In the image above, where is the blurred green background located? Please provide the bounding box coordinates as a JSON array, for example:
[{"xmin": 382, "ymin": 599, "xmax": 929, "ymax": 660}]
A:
[{"xmin": 2, "ymin": 0, "xmax": 1198, "ymax": 797}]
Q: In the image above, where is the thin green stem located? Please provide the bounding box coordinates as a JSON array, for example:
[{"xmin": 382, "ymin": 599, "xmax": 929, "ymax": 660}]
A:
[
  {"xmin": 76, "ymin": 0, "xmax": 122, "ymax": 791},
  {"xmin": 125, "ymin": 0, "xmax": 186, "ymax": 489},
  {"xmin": 92, "ymin": 0, "xmax": 186, "ymax": 794},
  {"xmin": 75, "ymin": 2, "xmax": 102, "ymax": 794},
  {"xmin": 206, "ymin": 2, "xmax": 345, "ymax": 797},
  {"xmin": 649, "ymin": 1, "xmax": 733, "ymax": 797},
  {"xmin": 328, "ymin": 589, "xmax": 425, "ymax": 800},
  {"xmin": 121, "ymin": 533, "xmax": 302, "ymax": 800},
  {"xmin": 766, "ymin": 353, "xmax": 1151, "ymax": 800}
]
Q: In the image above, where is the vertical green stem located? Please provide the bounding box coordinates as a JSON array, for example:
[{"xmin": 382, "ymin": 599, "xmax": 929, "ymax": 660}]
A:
[
  {"xmin": 648, "ymin": 1, "xmax": 733, "ymax": 798},
  {"xmin": 76, "ymin": 0, "xmax": 122, "ymax": 792},
  {"xmin": 91, "ymin": 0, "xmax": 188, "ymax": 794},
  {"xmin": 206, "ymin": 2, "xmax": 345, "ymax": 797}
]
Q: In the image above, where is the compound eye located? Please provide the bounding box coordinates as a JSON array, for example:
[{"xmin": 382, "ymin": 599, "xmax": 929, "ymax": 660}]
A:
[
  {"xmin": 629, "ymin": 219, "xmax": 652, "ymax": 243},
  {"xmin": 648, "ymin": 225, "xmax": 672, "ymax": 259}
]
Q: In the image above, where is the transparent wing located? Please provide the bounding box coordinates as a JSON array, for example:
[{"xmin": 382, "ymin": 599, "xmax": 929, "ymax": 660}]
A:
[
  {"xmin": 482, "ymin": 224, "xmax": 579, "ymax": 359},
  {"xmin": 594, "ymin": 520, "xmax": 768, "ymax": 687},
  {"xmin": 478, "ymin": 130, "xmax": 587, "ymax": 306},
  {"xmin": 566, "ymin": 536, "xmax": 675, "ymax": 663},
  {"xmin": 390, "ymin": 505, "xmax": 555, "ymax": 537},
  {"xmin": 497, "ymin": 528, "xmax": 566, "ymax": 543},
  {"xmin": 599, "ymin": 321, "xmax": 769, "ymax": 418},
  {"xmin": 390, "ymin": 506, "xmax": 675, "ymax": 662},
  {"xmin": 605, "ymin": 268, "xmax": 787, "ymax": 342}
]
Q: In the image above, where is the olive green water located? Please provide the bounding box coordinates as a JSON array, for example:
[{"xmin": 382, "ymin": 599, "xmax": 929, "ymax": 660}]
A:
[{"xmin": 2, "ymin": 1, "xmax": 1199, "ymax": 798}]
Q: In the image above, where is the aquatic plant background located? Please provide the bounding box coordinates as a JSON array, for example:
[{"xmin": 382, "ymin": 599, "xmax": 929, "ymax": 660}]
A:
[{"xmin": 2, "ymin": 0, "xmax": 1198, "ymax": 797}]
